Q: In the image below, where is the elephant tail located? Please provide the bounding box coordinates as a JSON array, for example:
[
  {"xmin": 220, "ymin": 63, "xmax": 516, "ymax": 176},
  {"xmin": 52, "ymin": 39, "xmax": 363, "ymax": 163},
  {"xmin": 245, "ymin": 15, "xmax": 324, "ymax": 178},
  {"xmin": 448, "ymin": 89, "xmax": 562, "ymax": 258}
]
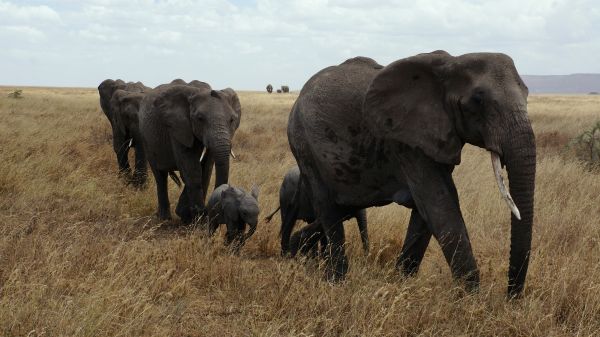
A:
[
  {"xmin": 264, "ymin": 205, "xmax": 281, "ymax": 223},
  {"xmin": 168, "ymin": 171, "xmax": 182, "ymax": 188}
]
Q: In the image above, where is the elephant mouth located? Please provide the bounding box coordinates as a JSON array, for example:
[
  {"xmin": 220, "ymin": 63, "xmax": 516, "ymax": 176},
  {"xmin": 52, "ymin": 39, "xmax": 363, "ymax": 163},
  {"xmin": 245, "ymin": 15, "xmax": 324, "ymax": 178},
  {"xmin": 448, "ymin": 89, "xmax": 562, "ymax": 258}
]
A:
[{"xmin": 199, "ymin": 146, "xmax": 237, "ymax": 163}]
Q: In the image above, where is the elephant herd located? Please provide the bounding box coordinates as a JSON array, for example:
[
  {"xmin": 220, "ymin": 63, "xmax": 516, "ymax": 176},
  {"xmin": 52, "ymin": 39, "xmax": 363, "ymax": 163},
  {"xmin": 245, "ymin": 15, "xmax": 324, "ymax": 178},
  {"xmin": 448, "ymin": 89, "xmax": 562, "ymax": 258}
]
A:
[
  {"xmin": 266, "ymin": 84, "xmax": 289, "ymax": 94},
  {"xmin": 99, "ymin": 50, "xmax": 536, "ymax": 298}
]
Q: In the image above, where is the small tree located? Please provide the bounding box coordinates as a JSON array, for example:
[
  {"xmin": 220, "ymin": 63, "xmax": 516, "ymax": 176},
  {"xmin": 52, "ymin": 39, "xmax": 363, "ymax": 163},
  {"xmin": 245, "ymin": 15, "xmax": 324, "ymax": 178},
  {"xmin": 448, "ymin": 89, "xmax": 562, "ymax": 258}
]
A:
[
  {"xmin": 569, "ymin": 121, "xmax": 600, "ymax": 166},
  {"xmin": 7, "ymin": 89, "xmax": 23, "ymax": 99}
]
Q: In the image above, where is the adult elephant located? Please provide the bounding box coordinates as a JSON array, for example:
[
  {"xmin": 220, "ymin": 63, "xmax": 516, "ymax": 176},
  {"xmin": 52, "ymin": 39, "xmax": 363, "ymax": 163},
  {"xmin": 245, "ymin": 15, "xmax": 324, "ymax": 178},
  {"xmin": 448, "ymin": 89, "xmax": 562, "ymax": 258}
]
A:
[
  {"xmin": 98, "ymin": 79, "xmax": 150, "ymax": 186},
  {"xmin": 287, "ymin": 51, "xmax": 536, "ymax": 298},
  {"xmin": 281, "ymin": 85, "xmax": 290, "ymax": 93},
  {"xmin": 139, "ymin": 81, "xmax": 241, "ymax": 223},
  {"xmin": 266, "ymin": 84, "xmax": 273, "ymax": 94}
]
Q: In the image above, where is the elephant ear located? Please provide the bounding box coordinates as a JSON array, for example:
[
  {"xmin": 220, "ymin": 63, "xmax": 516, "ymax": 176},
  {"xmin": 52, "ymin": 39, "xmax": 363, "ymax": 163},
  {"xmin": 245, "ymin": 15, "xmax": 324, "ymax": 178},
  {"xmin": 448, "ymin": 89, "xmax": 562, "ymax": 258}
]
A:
[
  {"xmin": 110, "ymin": 90, "xmax": 128, "ymax": 134},
  {"xmin": 220, "ymin": 88, "xmax": 242, "ymax": 130},
  {"xmin": 154, "ymin": 85, "xmax": 198, "ymax": 148},
  {"xmin": 363, "ymin": 52, "xmax": 463, "ymax": 165},
  {"xmin": 250, "ymin": 185, "xmax": 259, "ymax": 201},
  {"xmin": 98, "ymin": 79, "xmax": 125, "ymax": 117},
  {"xmin": 221, "ymin": 186, "xmax": 241, "ymax": 221}
]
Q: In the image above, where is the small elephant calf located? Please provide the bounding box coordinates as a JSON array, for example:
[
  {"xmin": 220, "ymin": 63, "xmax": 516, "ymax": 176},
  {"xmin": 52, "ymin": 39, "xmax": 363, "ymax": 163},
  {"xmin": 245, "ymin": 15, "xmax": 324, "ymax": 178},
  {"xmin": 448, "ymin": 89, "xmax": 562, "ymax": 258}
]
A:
[
  {"xmin": 265, "ymin": 166, "xmax": 369, "ymax": 256},
  {"xmin": 207, "ymin": 184, "xmax": 260, "ymax": 251}
]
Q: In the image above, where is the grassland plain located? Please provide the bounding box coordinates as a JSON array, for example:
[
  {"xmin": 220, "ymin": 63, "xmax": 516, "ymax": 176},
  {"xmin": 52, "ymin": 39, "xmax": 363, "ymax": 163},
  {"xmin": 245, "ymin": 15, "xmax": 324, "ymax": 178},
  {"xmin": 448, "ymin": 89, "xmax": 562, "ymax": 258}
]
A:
[{"xmin": 0, "ymin": 87, "xmax": 599, "ymax": 336}]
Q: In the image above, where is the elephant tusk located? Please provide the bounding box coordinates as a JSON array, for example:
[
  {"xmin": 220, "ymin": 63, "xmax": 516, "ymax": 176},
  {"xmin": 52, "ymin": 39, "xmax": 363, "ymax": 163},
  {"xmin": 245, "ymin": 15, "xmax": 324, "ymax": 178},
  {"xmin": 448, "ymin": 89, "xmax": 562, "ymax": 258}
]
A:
[
  {"xmin": 127, "ymin": 138, "xmax": 133, "ymax": 148},
  {"xmin": 230, "ymin": 149, "xmax": 236, "ymax": 159},
  {"xmin": 199, "ymin": 147, "xmax": 207, "ymax": 163},
  {"xmin": 491, "ymin": 152, "xmax": 521, "ymax": 220}
]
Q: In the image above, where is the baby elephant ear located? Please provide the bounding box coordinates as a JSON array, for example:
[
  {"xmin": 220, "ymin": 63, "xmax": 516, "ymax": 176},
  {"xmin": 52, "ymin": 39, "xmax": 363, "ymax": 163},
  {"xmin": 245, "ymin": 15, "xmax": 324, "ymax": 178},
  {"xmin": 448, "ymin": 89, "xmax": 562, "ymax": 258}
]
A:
[
  {"xmin": 363, "ymin": 52, "xmax": 463, "ymax": 165},
  {"xmin": 250, "ymin": 185, "xmax": 260, "ymax": 201}
]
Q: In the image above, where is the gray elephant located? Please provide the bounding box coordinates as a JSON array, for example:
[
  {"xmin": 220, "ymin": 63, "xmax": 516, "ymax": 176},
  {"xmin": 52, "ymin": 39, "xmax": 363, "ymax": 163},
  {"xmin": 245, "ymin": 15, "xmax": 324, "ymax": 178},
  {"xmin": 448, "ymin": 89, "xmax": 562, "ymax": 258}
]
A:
[
  {"xmin": 98, "ymin": 79, "xmax": 150, "ymax": 187},
  {"xmin": 264, "ymin": 166, "xmax": 368, "ymax": 256},
  {"xmin": 266, "ymin": 84, "xmax": 273, "ymax": 94},
  {"xmin": 281, "ymin": 85, "xmax": 290, "ymax": 93},
  {"xmin": 139, "ymin": 81, "xmax": 242, "ymax": 223},
  {"xmin": 287, "ymin": 51, "xmax": 536, "ymax": 298},
  {"xmin": 207, "ymin": 184, "xmax": 260, "ymax": 251}
]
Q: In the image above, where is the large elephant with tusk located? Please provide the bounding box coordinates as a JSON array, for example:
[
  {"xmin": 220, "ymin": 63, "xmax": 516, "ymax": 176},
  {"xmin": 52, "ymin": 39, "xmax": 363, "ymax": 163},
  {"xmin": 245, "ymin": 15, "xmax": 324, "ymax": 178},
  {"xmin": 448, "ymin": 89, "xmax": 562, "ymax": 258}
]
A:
[
  {"xmin": 139, "ymin": 80, "xmax": 241, "ymax": 223},
  {"xmin": 98, "ymin": 79, "xmax": 151, "ymax": 187},
  {"xmin": 287, "ymin": 51, "xmax": 536, "ymax": 298}
]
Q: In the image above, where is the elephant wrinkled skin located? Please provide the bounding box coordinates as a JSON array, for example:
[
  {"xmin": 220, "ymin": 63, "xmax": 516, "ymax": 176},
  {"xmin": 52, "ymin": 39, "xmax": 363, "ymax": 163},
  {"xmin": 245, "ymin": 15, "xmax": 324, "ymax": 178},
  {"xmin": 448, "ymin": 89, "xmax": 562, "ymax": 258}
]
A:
[{"xmin": 287, "ymin": 51, "xmax": 536, "ymax": 297}]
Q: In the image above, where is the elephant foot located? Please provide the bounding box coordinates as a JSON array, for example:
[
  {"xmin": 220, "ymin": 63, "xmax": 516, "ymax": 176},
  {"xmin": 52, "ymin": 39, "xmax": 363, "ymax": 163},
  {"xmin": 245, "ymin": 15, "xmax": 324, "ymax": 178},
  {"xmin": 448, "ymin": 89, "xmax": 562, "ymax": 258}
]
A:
[
  {"xmin": 463, "ymin": 270, "xmax": 480, "ymax": 293},
  {"xmin": 130, "ymin": 173, "xmax": 148, "ymax": 190},
  {"xmin": 157, "ymin": 210, "xmax": 172, "ymax": 221},
  {"xmin": 323, "ymin": 254, "xmax": 348, "ymax": 283},
  {"xmin": 396, "ymin": 256, "xmax": 421, "ymax": 277}
]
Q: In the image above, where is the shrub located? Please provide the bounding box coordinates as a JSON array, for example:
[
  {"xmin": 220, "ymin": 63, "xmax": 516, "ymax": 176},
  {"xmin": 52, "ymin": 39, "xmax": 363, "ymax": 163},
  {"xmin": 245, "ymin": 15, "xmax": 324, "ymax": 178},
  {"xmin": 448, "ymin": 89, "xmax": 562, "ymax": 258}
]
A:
[
  {"xmin": 8, "ymin": 89, "xmax": 23, "ymax": 99},
  {"xmin": 569, "ymin": 121, "xmax": 600, "ymax": 166}
]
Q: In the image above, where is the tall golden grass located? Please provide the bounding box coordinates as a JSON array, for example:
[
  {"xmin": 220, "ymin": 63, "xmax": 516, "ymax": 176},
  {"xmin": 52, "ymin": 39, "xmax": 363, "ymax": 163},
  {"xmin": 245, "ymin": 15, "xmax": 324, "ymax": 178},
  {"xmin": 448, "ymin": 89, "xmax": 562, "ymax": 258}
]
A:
[{"xmin": 1, "ymin": 87, "xmax": 599, "ymax": 336}]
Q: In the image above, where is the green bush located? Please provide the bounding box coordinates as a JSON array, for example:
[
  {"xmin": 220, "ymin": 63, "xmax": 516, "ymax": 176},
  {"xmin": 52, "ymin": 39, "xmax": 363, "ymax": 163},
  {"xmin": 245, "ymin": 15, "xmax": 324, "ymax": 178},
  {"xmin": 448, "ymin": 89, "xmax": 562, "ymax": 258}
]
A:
[
  {"xmin": 7, "ymin": 89, "xmax": 23, "ymax": 99},
  {"xmin": 570, "ymin": 121, "xmax": 600, "ymax": 166}
]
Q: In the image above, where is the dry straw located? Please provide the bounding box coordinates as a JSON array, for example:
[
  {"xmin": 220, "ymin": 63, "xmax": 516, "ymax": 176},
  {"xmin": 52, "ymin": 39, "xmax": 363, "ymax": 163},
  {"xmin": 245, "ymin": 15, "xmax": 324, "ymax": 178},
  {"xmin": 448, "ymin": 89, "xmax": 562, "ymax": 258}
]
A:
[{"xmin": 1, "ymin": 88, "xmax": 599, "ymax": 336}]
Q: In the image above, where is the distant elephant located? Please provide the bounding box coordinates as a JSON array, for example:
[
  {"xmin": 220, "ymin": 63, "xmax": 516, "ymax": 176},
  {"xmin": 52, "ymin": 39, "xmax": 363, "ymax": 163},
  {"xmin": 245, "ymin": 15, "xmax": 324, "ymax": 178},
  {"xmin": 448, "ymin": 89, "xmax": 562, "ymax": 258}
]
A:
[
  {"xmin": 266, "ymin": 84, "xmax": 273, "ymax": 94},
  {"xmin": 287, "ymin": 51, "xmax": 536, "ymax": 298},
  {"xmin": 98, "ymin": 79, "xmax": 150, "ymax": 187},
  {"xmin": 139, "ymin": 81, "xmax": 242, "ymax": 223},
  {"xmin": 281, "ymin": 85, "xmax": 290, "ymax": 93},
  {"xmin": 207, "ymin": 184, "xmax": 260, "ymax": 252},
  {"xmin": 264, "ymin": 166, "xmax": 368, "ymax": 256},
  {"xmin": 276, "ymin": 89, "xmax": 282, "ymax": 93}
]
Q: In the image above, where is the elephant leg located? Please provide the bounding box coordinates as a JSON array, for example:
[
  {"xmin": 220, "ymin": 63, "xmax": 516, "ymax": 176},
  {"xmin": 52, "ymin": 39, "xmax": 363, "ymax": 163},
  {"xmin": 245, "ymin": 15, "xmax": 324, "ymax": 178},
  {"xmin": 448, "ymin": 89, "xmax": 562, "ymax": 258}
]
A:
[
  {"xmin": 400, "ymin": 153, "xmax": 479, "ymax": 291},
  {"xmin": 131, "ymin": 133, "xmax": 147, "ymax": 189},
  {"xmin": 175, "ymin": 186, "xmax": 193, "ymax": 224},
  {"xmin": 112, "ymin": 129, "xmax": 131, "ymax": 177},
  {"xmin": 171, "ymin": 142, "xmax": 204, "ymax": 223},
  {"xmin": 355, "ymin": 209, "xmax": 369, "ymax": 255},
  {"xmin": 289, "ymin": 220, "xmax": 322, "ymax": 257},
  {"xmin": 280, "ymin": 202, "xmax": 300, "ymax": 256},
  {"xmin": 320, "ymin": 208, "xmax": 350, "ymax": 282},
  {"xmin": 397, "ymin": 209, "xmax": 432, "ymax": 276},
  {"xmin": 151, "ymin": 166, "xmax": 171, "ymax": 220},
  {"xmin": 318, "ymin": 231, "xmax": 329, "ymax": 258}
]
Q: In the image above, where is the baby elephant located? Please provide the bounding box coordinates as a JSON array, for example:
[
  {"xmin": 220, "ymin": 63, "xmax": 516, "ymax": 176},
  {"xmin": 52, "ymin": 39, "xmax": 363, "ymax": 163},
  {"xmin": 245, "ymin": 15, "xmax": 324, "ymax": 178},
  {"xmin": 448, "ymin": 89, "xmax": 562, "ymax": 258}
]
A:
[
  {"xmin": 265, "ymin": 166, "xmax": 369, "ymax": 256},
  {"xmin": 207, "ymin": 184, "xmax": 260, "ymax": 251}
]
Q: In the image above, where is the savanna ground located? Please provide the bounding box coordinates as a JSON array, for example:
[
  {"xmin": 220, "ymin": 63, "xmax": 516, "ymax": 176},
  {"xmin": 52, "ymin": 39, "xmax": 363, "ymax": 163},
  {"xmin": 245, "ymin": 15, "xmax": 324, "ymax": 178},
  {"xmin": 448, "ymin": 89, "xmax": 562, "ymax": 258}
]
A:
[{"xmin": 0, "ymin": 86, "xmax": 599, "ymax": 337}]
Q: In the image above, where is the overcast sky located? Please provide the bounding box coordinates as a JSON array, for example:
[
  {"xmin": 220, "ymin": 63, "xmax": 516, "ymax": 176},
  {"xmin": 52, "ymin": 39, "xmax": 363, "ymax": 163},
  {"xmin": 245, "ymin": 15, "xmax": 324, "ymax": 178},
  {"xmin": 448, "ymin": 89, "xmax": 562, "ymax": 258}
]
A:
[{"xmin": 1, "ymin": 0, "xmax": 599, "ymax": 90}]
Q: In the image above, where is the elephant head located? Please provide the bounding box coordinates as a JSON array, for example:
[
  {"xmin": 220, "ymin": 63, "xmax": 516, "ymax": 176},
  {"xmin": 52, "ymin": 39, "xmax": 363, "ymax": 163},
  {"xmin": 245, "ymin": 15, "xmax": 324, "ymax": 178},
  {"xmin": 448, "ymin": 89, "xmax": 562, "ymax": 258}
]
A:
[
  {"xmin": 109, "ymin": 89, "xmax": 144, "ymax": 135},
  {"xmin": 220, "ymin": 185, "xmax": 260, "ymax": 249},
  {"xmin": 154, "ymin": 84, "xmax": 242, "ymax": 188},
  {"xmin": 98, "ymin": 79, "xmax": 126, "ymax": 120},
  {"xmin": 363, "ymin": 51, "xmax": 535, "ymax": 297}
]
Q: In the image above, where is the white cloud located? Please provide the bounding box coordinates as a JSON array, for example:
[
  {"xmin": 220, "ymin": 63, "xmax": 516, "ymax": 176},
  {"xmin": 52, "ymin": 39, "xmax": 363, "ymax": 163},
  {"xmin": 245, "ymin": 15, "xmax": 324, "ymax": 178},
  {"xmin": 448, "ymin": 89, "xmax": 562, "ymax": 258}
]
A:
[
  {"xmin": 0, "ymin": 1, "xmax": 61, "ymax": 23},
  {"xmin": 0, "ymin": 0, "xmax": 599, "ymax": 88}
]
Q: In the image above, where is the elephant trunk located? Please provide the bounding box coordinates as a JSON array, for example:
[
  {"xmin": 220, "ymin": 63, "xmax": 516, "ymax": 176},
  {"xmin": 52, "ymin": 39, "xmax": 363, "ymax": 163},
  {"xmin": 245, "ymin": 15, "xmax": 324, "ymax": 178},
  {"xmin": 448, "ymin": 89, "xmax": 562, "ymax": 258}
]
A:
[
  {"xmin": 211, "ymin": 134, "xmax": 231, "ymax": 189},
  {"xmin": 503, "ymin": 126, "xmax": 536, "ymax": 298},
  {"xmin": 242, "ymin": 221, "xmax": 258, "ymax": 244}
]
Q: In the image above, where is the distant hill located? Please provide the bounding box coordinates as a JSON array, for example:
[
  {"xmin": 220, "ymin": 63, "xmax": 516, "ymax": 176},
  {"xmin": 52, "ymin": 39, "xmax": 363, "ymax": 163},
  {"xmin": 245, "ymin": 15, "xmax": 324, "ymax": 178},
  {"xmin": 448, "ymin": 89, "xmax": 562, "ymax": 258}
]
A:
[{"xmin": 521, "ymin": 74, "xmax": 600, "ymax": 94}]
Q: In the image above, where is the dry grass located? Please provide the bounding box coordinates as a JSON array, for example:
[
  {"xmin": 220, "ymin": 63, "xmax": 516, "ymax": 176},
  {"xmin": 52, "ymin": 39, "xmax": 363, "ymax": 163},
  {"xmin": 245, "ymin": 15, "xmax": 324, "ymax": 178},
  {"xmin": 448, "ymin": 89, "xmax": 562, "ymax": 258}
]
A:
[{"xmin": 1, "ymin": 87, "xmax": 600, "ymax": 336}]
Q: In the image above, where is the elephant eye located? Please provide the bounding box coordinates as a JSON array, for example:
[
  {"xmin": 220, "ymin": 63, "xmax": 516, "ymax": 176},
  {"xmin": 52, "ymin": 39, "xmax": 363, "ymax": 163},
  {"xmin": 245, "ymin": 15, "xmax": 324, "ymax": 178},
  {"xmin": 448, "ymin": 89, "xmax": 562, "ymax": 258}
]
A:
[
  {"xmin": 471, "ymin": 91, "xmax": 485, "ymax": 106},
  {"xmin": 229, "ymin": 117, "xmax": 235, "ymax": 125}
]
